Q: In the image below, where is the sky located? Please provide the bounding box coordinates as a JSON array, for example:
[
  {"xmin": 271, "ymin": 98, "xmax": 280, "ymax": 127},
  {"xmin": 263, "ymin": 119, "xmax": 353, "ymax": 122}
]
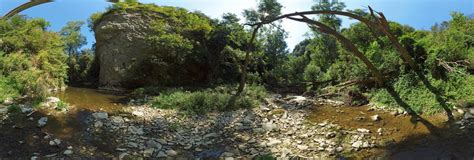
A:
[{"xmin": 0, "ymin": 0, "xmax": 473, "ymax": 51}]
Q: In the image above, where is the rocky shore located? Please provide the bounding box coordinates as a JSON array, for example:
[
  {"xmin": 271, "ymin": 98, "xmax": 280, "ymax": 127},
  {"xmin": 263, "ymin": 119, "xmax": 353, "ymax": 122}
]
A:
[{"xmin": 1, "ymin": 95, "xmax": 473, "ymax": 159}]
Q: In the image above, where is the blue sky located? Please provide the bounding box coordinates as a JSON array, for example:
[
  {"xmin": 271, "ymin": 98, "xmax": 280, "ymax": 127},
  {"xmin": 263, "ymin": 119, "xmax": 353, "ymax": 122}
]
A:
[{"xmin": 1, "ymin": 0, "xmax": 473, "ymax": 50}]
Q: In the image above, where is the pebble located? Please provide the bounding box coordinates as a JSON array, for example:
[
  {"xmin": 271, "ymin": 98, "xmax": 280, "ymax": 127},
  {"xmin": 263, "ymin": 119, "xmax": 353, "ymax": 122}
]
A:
[
  {"xmin": 357, "ymin": 128, "xmax": 370, "ymax": 133},
  {"xmin": 92, "ymin": 112, "xmax": 108, "ymax": 119},
  {"xmin": 94, "ymin": 121, "xmax": 103, "ymax": 128},
  {"xmin": 266, "ymin": 138, "xmax": 282, "ymax": 146},
  {"xmin": 132, "ymin": 111, "xmax": 144, "ymax": 117},
  {"xmin": 63, "ymin": 149, "xmax": 73, "ymax": 155},
  {"xmin": 371, "ymin": 115, "xmax": 381, "ymax": 121},
  {"xmin": 49, "ymin": 139, "xmax": 61, "ymax": 146},
  {"xmin": 156, "ymin": 151, "xmax": 167, "ymax": 158},
  {"xmin": 297, "ymin": 145, "xmax": 309, "ymax": 150},
  {"xmin": 165, "ymin": 149, "xmax": 177, "ymax": 156},
  {"xmin": 37, "ymin": 117, "xmax": 48, "ymax": 127}
]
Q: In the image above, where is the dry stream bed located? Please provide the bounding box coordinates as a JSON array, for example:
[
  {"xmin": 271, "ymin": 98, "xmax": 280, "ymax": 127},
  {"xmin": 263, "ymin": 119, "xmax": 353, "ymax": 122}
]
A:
[{"xmin": 0, "ymin": 87, "xmax": 473, "ymax": 159}]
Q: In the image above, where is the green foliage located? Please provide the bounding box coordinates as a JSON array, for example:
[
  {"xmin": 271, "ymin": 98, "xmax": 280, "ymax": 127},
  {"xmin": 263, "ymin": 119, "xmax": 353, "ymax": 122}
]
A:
[
  {"xmin": 0, "ymin": 16, "xmax": 68, "ymax": 100},
  {"xmin": 67, "ymin": 49, "xmax": 99, "ymax": 84},
  {"xmin": 149, "ymin": 85, "xmax": 267, "ymax": 115},
  {"xmin": 371, "ymin": 71, "xmax": 473, "ymax": 113},
  {"xmin": 59, "ymin": 21, "xmax": 86, "ymax": 56},
  {"xmin": 0, "ymin": 76, "xmax": 20, "ymax": 102},
  {"xmin": 56, "ymin": 100, "xmax": 69, "ymax": 110}
]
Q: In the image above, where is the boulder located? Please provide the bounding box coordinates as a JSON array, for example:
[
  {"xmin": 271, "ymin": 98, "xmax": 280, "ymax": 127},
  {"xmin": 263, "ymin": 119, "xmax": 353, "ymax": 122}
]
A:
[{"xmin": 93, "ymin": 7, "xmax": 217, "ymax": 90}]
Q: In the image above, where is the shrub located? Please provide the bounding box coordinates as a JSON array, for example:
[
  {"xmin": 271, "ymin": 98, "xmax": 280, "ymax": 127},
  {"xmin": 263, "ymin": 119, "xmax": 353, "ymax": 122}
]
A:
[
  {"xmin": 56, "ymin": 100, "xmax": 69, "ymax": 110},
  {"xmin": 0, "ymin": 16, "xmax": 68, "ymax": 100},
  {"xmin": 0, "ymin": 76, "xmax": 20, "ymax": 102},
  {"xmin": 149, "ymin": 85, "xmax": 267, "ymax": 115},
  {"xmin": 370, "ymin": 71, "xmax": 474, "ymax": 114}
]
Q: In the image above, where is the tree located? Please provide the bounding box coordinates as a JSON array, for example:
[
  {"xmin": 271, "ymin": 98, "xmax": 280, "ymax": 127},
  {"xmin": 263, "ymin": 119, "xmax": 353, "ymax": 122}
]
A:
[
  {"xmin": 59, "ymin": 21, "xmax": 86, "ymax": 56},
  {"xmin": 238, "ymin": 0, "xmax": 283, "ymax": 94},
  {"xmin": 311, "ymin": 0, "xmax": 346, "ymax": 31}
]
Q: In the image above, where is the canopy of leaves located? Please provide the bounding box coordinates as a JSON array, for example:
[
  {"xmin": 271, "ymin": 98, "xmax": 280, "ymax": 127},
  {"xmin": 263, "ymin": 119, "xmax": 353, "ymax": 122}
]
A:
[{"xmin": 0, "ymin": 15, "xmax": 67, "ymax": 100}]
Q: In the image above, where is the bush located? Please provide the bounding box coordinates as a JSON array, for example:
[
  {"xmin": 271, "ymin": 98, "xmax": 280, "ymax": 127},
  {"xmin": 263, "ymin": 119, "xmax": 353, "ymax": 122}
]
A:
[
  {"xmin": 0, "ymin": 16, "xmax": 68, "ymax": 100},
  {"xmin": 0, "ymin": 76, "xmax": 20, "ymax": 102},
  {"xmin": 56, "ymin": 100, "xmax": 69, "ymax": 110},
  {"xmin": 370, "ymin": 71, "xmax": 474, "ymax": 114},
  {"xmin": 149, "ymin": 85, "xmax": 267, "ymax": 115}
]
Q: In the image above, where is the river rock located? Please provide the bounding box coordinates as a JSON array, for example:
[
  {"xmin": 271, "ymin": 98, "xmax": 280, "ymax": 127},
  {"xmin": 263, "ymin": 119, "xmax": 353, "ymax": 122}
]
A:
[
  {"xmin": 94, "ymin": 121, "xmax": 103, "ymax": 128},
  {"xmin": 377, "ymin": 128, "xmax": 383, "ymax": 135},
  {"xmin": 357, "ymin": 128, "xmax": 370, "ymax": 133},
  {"xmin": 92, "ymin": 112, "xmax": 108, "ymax": 119},
  {"xmin": 351, "ymin": 140, "xmax": 363, "ymax": 148},
  {"xmin": 63, "ymin": 149, "xmax": 73, "ymax": 155},
  {"xmin": 297, "ymin": 145, "xmax": 309, "ymax": 150},
  {"xmin": 165, "ymin": 149, "xmax": 177, "ymax": 156},
  {"xmin": 37, "ymin": 117, "xmax": 48, "ymax": 127},
  {"xmin": 128, "ymin": 125, "xmax": 144, "ymax": 135},
  {"xmin": 262, "ymin": 122, "xmax": 278, "ymax": 132},
  {"xmin": 146, "ymin": 139, "xmax": 162, "ymax": 150},
  {"xmin": 143, "ymin": 148, "xmax": 154, "ymax": 157},
  {"xmin": 3, "ymin": 97, "xmax": 13, "ymax": 105},
  {"xmin": 288, "ymin": 96, "xmax": 308, "ymax": 106},
  {"xmin": 266, "ymin": 138, "xmax": 281, "ymax": 146},
  {"xmin": 49, "ymin": 139, "xmax": 61, "ymax": 146},
  {"xmin": 111, "ymin": 116, "xmax": 125, "ymax": 124},
  {"xmin": 156, "ymin": 151, "xmax": 167, "ymax": 158},
  {"xmin": 371, "ymin": 115, "xmax": 381, "ymax": 121},
  {"xmin": 469, "ymin": 108, "xmax": 474, "ymax": 115},
  {"xmin": 132, "ymin": 111, "xmax": 144, "ymax": 117}
]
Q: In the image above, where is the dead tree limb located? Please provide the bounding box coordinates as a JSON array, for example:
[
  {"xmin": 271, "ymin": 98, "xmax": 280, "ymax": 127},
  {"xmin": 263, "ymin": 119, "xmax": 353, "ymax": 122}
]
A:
[{"xmin": 2, "ymin": 0, "xmax": 53, "ymax": 19}]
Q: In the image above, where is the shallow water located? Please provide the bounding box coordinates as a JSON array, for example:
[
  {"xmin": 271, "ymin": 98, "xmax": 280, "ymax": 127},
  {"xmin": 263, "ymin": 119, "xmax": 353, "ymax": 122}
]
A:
[
  {"xmin": 56, "ymin": 87, "xmax": 128, "ymax": 112},
  {"xmin": 308, "ymin": 105, "xmax": 474, "ymax": 159}
]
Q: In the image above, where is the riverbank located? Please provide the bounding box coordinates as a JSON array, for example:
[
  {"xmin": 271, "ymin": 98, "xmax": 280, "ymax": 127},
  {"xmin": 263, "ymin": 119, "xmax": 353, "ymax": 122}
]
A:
[{"xmin": 0, "ymin": 89, "xmax": 473, "ymax": 159}]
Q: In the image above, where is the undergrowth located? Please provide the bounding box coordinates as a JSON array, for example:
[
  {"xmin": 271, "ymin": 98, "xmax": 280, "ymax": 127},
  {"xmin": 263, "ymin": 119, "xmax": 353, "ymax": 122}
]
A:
[{"xmin": 146, "ymin": 85, "xmax": 267, "ymax": 115}]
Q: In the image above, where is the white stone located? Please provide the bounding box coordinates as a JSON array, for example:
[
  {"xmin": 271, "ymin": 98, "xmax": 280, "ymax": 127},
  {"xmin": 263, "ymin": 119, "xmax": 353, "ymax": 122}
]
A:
[
  {"xmin": 352, "ymin": 140, "xmax": 363, "ymax": 148},
  {"xmin": 63, "ymin": 150, "xmax": 73, "ymax": 155},
  {"xmin": 377, "ymin": 128, "xmax": 383, "ymax": 135},
  {"xmin": 94, "ymin": 121, "xmax": 103, "ymax": 128},
  {"xmin": 92, "ymin": 112, "xmax": 108, "ymax": 119},
  {"xmin": 143, "ymin": 148, "xmax": 154, "ymax": 157},
  {"xmin": 37, "ymin": 117, "xmax": 48, "ymax": 127},
  {"xmin": 3, "ymin": 97, "xmax": 13, "ymax": 105},
  {"xmin": 49, "ymin": 139, "xmax": 61, "ymax": 146},
  {"xmin": 266, "ymin": 138, "xmax": 281, "ymax": 146},
  {"xmin": 262, "ymin": 122, "xmax": 278, "ymax": 131},
  {"xmin": 297, "ymin": 145, "xmax": 309, "ymax": 150},
  {"xmin": 46, "ymin": 97, "xmax": 61, "ymax": 103},
  {"xmin": 371, "ymin": 115, "xmax": 381, "ymax": 121},
  {"xmin": 165, "ymin": 149, "xmax": 177, "ymax": 156},
  {"xmin": 357, "ymin": 128, "xmax": 370, "ymax": 133},
  {"xmin": 132, "ymin": 111, "xmax": 144, "ymax": 117}
]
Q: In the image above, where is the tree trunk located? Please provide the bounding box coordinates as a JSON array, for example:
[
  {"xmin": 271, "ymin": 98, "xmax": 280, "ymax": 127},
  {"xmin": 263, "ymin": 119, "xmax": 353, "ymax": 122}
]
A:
[{"xmin": 237, "ymin": 26, "xmax": 261, "ymax": 94}]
